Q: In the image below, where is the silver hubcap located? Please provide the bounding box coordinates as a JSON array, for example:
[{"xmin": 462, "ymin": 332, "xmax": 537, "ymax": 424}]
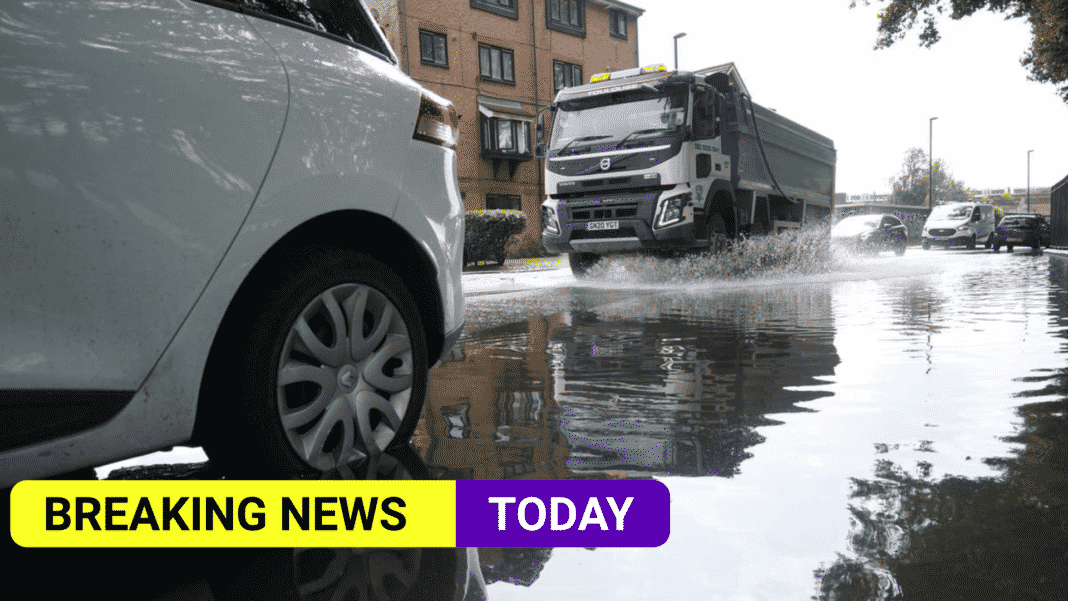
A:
[{"xmin": 277, "ymin": 283, "xmax": 414, "ymax": 470}]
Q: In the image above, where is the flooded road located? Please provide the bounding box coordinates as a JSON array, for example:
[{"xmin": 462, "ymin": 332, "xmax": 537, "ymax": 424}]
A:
[{"xmin": 420, "ymin": 247, "xmax": 1068, "ymax": 600}]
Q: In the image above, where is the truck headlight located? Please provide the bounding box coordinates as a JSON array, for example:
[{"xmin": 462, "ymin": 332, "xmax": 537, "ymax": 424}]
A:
[
  {"xmin": 542, "ymin": 206, "xmax": 560, "ymax": 235},
  {"xmin": 655, "ymin": 193, "xmax": 691, "ymax": 228}
]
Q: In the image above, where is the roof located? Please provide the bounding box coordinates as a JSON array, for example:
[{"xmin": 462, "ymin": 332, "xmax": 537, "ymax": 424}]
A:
[{"xmin": 590, "ymin": 0, "xmax": 645, "ymax": 16}]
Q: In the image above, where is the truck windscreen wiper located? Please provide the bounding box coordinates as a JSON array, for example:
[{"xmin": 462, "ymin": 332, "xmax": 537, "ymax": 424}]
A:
[
  {"xmin": 556, "ymin": 135, "xmax": 612, "ymax": 155},
  {"xmin": 615, "ymin": 128, "xmax": 668, "ymax": 149}
]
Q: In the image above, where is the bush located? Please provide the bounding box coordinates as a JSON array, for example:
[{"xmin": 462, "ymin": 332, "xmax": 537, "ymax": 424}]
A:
[{"xmin": 464, "ymin": 210, "xmax": 527, "ymax": 266}]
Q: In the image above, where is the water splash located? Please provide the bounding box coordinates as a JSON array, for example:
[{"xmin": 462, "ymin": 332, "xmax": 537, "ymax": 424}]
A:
[{"xmin": 582, "ymin": 225, "xmax": 844, "ymax": 285}]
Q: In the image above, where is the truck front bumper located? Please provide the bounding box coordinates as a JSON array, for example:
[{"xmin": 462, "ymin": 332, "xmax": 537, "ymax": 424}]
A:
[{"xmin": 543, "ymin": 218, "xmax": 697, "ymax": 254}]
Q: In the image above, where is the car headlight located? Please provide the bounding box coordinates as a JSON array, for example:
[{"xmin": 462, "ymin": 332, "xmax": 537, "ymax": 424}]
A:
[
  {"xmin": 542, "ymin": 205, "xmax": 560, "ymax": 235},
  {"xmin": 956, "ymin": 224, "xmax": 970, "ymax": 232},
  {"xmin": 413, "ymin": 91, "xmax": 459, "ymax": 148},
  {"xmin": 655, "ymin": 193, "xmax": 691, "ymax": 228}
]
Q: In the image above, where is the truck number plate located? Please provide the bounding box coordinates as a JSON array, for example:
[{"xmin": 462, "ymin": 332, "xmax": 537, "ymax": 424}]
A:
[{"xmin": 587, "ymin": 221, "xmax": 619, "ymax": 231}]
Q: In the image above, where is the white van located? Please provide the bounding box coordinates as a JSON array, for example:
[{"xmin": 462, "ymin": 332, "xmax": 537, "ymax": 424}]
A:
[{"xmin": 921, "ymin": 203, "xmax": 997, "ymax": 250}]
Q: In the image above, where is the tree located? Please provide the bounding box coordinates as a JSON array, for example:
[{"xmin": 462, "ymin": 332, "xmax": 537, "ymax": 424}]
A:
[
  {"xmin": 888, "ymin": 147, "xmax": 971, "ymax": 205},
  {"xmin": 852, "ymin": 1, "xmax": 1068, "ymax": 103}
]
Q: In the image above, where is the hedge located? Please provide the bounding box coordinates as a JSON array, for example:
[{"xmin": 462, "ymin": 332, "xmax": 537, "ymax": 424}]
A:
[{"xmin": 464, "ymin": 210, "xmax": 527, "ymax": 266}]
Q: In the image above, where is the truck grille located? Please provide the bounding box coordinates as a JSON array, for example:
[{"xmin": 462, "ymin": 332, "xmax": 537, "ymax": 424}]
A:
[
  {"xmin": 572, "ymin": 227, "xmax": 638, "ymax": 240},
  {"xmin": 929, "ymin": 228, "xmax": 955, "ymax": 237},
  {"xmin": 571, "ymin": 205, "xmax": 638, "ymax": 220}
]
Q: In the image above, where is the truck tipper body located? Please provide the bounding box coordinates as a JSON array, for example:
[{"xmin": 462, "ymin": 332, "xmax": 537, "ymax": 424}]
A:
[{"xmin": 539, "ymin": 63, "xmax": 836, "ymax": 275}]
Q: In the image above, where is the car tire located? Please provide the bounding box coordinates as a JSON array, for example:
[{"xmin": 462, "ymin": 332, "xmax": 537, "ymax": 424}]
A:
[
  {"xmin": 569, "ymin": 252, "xmax": 601, "ymax": 278},
  {"xmin": 895, "ymin": 241, "xmax": 906, "ymax": 256},
  {"xmin": 922, "ymin": 240, "xmax": 930, "ymax": 250},
  {"xmin": 200, "ymin": 247, "xmax": 428, "ymax": 477},
  {"xmin": 984, "ymin": 235, "xmax": 992, "ymax": 249},
  {"xmin": 966, "ymin": 235, "xmax": 976, "ymax": 250},
  {"xmin": 1007, "ymin": 244, "xmax": 1014, "ymax": 252},
  {"xmin": 993, "ymin": 242, "xmax": 1001, "ymax": 252}
]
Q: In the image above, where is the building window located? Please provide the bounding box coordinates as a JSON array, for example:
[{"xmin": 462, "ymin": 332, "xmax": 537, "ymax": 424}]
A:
[
  {"xmin": 470, "ymin": 0, "xmax": 518, "ymax": 20},
  {"xmin": 478, "ymin": 44, "xmax": 515, "ymax": 84},
  {"xmin": 481, "ymin": 116, "xmax": 530, "ymax": 155},
  {"xmin": 609, "ymin": 9, "xmax": 627, "ymax": 39},
  {"xmin": 486, "ymin": 194, "xmax": 522, "ymax": 211},
  {"xmin": 553, "ymin": 60, "xmax": 582, "ymax": 92},
  {"xmin": 546, "ymin": 0, "xmax": 585, "ymax": 37},
  {"xmin": 419, "ymin": 30, "xmax": 447, "ymax": 67}
]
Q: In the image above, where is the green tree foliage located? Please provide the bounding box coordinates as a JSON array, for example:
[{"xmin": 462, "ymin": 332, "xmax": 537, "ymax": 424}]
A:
[
  {"xmin": 888, "ymin": 146, "xmax": 971, "ymax": 205},
  {"xmin": 852, "ymin": 1, "xmax": 1068, "ymax": 103}
]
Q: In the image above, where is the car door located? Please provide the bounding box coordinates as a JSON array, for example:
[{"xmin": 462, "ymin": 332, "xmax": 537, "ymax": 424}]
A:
[{"xmin": 0, "ymin": 0, "xmax": 288, "ymax": 390}]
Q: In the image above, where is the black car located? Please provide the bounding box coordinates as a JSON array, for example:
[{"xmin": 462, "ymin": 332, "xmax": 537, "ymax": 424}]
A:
[
  {"xmin": 831, "ymin": 214, "xmax": 908, "ymax": 255},
  {"xmin": 990, "ymin": 213, "xmax": 1051, "ymax": 252}
]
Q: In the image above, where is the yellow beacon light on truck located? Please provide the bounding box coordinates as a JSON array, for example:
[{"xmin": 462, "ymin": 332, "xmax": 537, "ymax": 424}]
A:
[{"xmin": 589, "ymin": 64, "xmax": 668, "ymax": 83}]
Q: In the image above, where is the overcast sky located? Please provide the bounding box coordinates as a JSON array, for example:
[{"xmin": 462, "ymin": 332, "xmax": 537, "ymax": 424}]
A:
[{"xmin": 624, "ymin": 0, "xmax": 1067, "ymax": 195}]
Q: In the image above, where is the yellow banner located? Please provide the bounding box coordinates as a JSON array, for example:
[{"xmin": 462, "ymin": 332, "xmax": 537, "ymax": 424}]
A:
[{"xmin": 11, "ymin": 480, "xmax": 456, "ymax": 548}]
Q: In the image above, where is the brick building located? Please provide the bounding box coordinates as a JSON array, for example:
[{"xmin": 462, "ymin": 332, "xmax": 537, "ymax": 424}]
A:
[{"xmin": 365, "ymin": 0, "xmax": 644, "ymax": 254}]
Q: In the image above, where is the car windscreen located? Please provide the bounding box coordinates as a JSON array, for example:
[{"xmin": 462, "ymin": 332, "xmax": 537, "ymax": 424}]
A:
[
  {"xmin": 832, "ymin": 216, "xmax": 881, "ymax": 236},
  {"xmin": 999, "ymin": 217, "xmax": 1034, "ymax": 227},
  {"xmin": 928, "ymin": 205, "xmax": 972, "ymax": 221}
]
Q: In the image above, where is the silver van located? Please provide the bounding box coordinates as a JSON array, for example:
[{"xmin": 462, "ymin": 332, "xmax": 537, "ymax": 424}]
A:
[{"xmin": 921, "ymin": 203, "xmax": 996, "ymax": 250}]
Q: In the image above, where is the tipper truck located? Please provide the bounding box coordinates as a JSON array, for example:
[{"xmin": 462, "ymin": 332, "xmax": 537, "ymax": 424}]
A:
[{"xmin": 538, "ymin": 63, "xmax": 837, "ymax": 275}]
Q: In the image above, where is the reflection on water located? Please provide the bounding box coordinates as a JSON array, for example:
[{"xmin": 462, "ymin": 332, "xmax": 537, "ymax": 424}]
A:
[
  {"xmin": 425, "ymin": 251, "xmax": 1068, "ymax": 598},
  {"xmin": 421, "ymin": 286, "xmax": 839, "ymax": 480}
]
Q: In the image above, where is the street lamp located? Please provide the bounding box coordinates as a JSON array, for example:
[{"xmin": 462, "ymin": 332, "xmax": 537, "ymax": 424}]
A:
[
  {"xmin": 929, "ymin": 117, "xmax": 937, "ymax": 208},
  {"xmin": 673, "ymin": 32, "xmax": 686, "ymax": 71},
  {"xmin": 1027, "ymin": 149, "xmax": 1034, "ymax": 212}
]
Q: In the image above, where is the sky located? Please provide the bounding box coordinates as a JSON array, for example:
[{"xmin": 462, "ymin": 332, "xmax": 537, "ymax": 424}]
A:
[{"xmin": 624, "ymin": 0, "xmax": 1068, "ymax": 195}]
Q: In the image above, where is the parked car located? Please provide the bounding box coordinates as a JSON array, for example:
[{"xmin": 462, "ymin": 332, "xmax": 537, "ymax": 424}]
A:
[
  {"xmin": 921, "ymin": 202, "xmax": 996, "ymax": 250},
  {"xmin": 990, "ymin": 213, "xmax": 1051, "ymax": 252},
  {"xmin": 0, "ymin": 0, "xmax": 464, "ymax": 485},
  {"xmin": 831, "ymin": 214, "xmax": 908, "ymax": 255}
]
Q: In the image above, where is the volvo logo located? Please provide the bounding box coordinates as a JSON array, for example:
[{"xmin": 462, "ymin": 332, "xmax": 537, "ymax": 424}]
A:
[{"xmin": 600, "ymin": 157, "xmax": 611, "ymax": 171}]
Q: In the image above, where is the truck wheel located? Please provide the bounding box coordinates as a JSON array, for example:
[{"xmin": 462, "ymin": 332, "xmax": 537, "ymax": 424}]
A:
[
  {"xmin": 706, "ymin": 213, "xmax": 730, "ymax": 254},
  {"xmin": 569, "ymin": 252, "xmax": 600, "ymax": 277}
]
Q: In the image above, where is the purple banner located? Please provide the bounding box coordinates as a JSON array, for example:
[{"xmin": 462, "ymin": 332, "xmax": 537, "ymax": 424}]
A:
[{"xmin": 455, "ymin": 479, "xmax": 669, "ymax": 547}]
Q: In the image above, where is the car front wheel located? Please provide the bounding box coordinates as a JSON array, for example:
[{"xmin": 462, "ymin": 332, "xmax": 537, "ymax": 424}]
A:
[{"xmin": 201, "ymin": 248, "xmax": 427, "ymax": 477}]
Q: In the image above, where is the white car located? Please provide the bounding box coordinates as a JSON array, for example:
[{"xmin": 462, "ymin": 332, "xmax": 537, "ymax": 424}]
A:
[{"xmin": 0, "ymin": 0, "xmax": 464, "ymax": 485}]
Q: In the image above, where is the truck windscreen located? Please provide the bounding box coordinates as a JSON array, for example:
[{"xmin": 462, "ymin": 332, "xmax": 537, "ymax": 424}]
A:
[{"xmin": 551, "ymin": 87, "xmax": 688, "ymax": 153}]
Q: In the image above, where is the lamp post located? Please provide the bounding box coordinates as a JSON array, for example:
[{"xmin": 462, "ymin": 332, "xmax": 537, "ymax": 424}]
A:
[
  {"xmin": 1027, "ymin": 149, "xmax": 1033, "ymax": 212},
  {"xmin": 673, "ymin": 32, "xmax": 686, "ymax": 71},
  {"xmin": 928, "ymin": 117, "xmax": 938, "ymax": 208}
]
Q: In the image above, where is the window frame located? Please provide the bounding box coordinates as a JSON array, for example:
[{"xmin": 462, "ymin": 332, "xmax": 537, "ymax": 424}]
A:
[
  {"xmin": 608, "ymin": 8, "xmax": 627, "ymax": 40},
  {"xmin": 552, "ymin": 60, "xmax": 583, "ymax": 93},
  {"xmin": 480, "ymin": 115, "xmax": 531, "ymax": 157},
  {"xmin": 470, "ymin": 0, "xmax": 519, "ymax": 20},
  {"xmin": 418, "ymin": 30, "xmax": 448, "ymax": 68},
  {"xmin": 478, "ymin": 43, "xmax": 516, "ymax": 85},
  {"xmin": 546, "ymin": 0, "xmax": 586, "ymax": 38},
  {"xmin": 485, "ymin": 194, "xmax": 522, "ymax": 211}
]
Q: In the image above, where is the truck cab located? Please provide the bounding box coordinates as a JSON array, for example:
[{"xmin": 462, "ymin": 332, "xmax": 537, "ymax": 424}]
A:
[{"xmin": 539, "ymin": 63, "xmax": 835, "ymax": 276}]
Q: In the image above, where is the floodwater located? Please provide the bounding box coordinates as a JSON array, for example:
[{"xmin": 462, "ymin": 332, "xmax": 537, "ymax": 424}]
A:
[{"xmin": 419, "ymin": 242, "xmax": 1068, "ymax": 600}]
